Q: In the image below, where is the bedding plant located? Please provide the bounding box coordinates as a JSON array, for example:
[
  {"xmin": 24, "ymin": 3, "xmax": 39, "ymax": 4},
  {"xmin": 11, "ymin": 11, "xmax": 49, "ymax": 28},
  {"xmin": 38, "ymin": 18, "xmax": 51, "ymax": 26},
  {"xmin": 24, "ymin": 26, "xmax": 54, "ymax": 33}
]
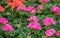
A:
[{"xmin": 0, "ymin": 0, "xmax": 60, "ymax": 38}]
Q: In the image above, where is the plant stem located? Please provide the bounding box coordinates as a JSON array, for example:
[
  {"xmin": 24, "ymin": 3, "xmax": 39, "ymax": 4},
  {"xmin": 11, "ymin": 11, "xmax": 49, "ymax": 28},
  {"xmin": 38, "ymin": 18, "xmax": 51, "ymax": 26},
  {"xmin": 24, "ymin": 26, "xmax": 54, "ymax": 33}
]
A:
[
  {"xmin": 10, "ymin": 8, "xmax": 14, "ymax": 18},
  {"xmin": 0, "ymin": 14, "xmax": 2, "ymax": 18},
  {"xmin": 19, "ymin": 11, "xmax": 23, "ymax": 20},
  {"xmin": 7, "ymin": 32, "xmax": 10, "ymax": 38},
  {"xmin": 42, "ymin": 36, "xmax": 46, "ymax": 38}
]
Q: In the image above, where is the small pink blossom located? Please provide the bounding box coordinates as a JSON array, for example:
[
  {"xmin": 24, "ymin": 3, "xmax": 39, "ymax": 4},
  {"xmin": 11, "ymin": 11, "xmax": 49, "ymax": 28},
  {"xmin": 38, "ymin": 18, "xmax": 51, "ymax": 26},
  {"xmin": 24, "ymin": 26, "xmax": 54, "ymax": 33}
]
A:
[
  {"xmin": 0, "ymin": 18, "xmax": 8, "ymax": 24},
  {"xmin": 56, "ymin": 31, "xmax": 60, "ymax": 37},
  {"xmin": 40, "ymin": 0, "xmax": 49, "ymax": 4},
  {"xmin": 37, "ymin": 5, "xmax": 44, "ymax": 10},
  {"xmin": 27, "ymin": 22, "xmax": 42, "ymax": 30},
  {"xmin": 42, "ymin": 17, "xmax": 55, "ymax": 26},
  {"xmin": 55, "ymin": 8, "xmax": 60, "ymax": 16},
  {"xmin": 17, "ymin": 6, "xmax": 26, "ymax": 11},
  {"xmin": 26, "ymin": 6, "xmax": 34, "ymax": 12},
  {"xmin": 26, "ymin": 6, "xmax": 36, "ymax": 14},
  {"xmin": 51, "ymin": 6, "xmax": 59, "ymax": 12},
  {"xmin": 45, "ymin": 29, "xmax": 55, "ymax": 37},
  {"xmin": 2, "ymin": 24, "xmax": 14, "ymax": 32},
  {"xmin": 27, "ymin": 16, "xmax": 38, "ymax": 22},
  {"xmin": 51, "ymin": 6, "xmax": 60, "ymax": 16},
  {"xmin": 30, "ymin": 8, "xmax": 36, "ymax": 14}
]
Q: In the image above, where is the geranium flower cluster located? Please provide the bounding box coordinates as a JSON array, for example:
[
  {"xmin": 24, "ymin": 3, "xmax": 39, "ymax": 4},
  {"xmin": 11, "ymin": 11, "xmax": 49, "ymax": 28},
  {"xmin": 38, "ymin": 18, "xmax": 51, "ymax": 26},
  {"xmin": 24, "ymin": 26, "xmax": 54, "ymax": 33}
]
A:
[
  {"xmin": 26, "ymin": 6, "xmax": 36, "ymax": 14},
  {"xmin": 27, "ymin": 22, "xmax": 42, "ymax": 30},
  {"xmin": 0, "ymin": 18, "xmax": 13, "ymax": 32},
  {"xmin": 0, "ymin": 18, "xmax": 8, "ymax": 24},
  {"xmin": 45, "ymin": 29, "xmax": 55, "ymax": 37},
  {"xmin": 8, "ymin": 0, "xmax": 25, "ymax": 8},
  {"xmin": 17, "ymin": 6, "xmax": 26, "ymax": 11},
  {"xmin": 56, "ymin": 31, "xmax": 60, "ymax": 37},
  {"xmin": 51, "ymin": 6, "xmax": 60, "ymax": 16},
  {"xmin": 26, "ymin": 6, "xmax": 42, "ymax": 30},
  {"xmin": 42, "ymin": 17, "xmax": 55, "ymax": 26},
  {"xmin": 27, "ymin": 16, "xmax": 38, "ymax": 22},
  {"xmin": 37, "ymin": 5, "xmax": 44, "ymax": 10}
]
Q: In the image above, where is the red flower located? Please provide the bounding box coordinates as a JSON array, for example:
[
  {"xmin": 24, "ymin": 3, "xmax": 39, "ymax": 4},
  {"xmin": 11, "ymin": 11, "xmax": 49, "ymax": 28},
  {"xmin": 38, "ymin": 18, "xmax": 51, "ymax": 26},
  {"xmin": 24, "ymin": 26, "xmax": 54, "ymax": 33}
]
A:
[
  {"xmin": 7, "ymin": 0, "xmax": 25, "ymax": 8},
  {"xmin": 0, "ymin": 5, "xmax": 4, "ymax": 12}
]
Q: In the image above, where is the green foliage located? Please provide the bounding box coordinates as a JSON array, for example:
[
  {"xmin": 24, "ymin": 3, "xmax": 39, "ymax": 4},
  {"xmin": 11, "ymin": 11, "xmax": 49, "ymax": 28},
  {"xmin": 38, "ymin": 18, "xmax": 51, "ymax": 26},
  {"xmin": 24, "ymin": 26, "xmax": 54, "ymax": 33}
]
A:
[{"xmin": 0, "ymin": 0, "xmax": 60, "ymax": 38}]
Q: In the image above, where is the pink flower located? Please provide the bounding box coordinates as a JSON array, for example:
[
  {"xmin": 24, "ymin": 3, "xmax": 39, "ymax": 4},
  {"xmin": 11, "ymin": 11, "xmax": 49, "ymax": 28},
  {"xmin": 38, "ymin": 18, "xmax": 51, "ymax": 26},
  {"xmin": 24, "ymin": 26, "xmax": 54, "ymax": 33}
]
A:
[
  {"xmin": 26, "ymin": 6, "xmax": 34, "ymax": 12},
  {"xmin": 51, "ymin": 6, "xmax": 60, "ymax": 16},
  {"xmin": 27, "ymin": 16, "xmax": 38, "ymax": 22},
  {"xmin": 26, "ymin": 6, "xmax": 36, "ymax": 14},
  {"xmin": 2, "ymin": 24, "xmax": 14, "ymax": 32},
  {"xmin": 17, "ymin": 6, "xmax": 26, "ymax": 11},
  {"xmin": 45, "ymin": 29, "xmax": 55, "ymax": 37},
  {"xmin": 37, "ymin": 5, "xmax": 44, "ymax": 10},
  {"xmin": 55, "ymin": 8, "xmax": 60, "ymax": 16},
  {"xmin": 56, "ymin": 31, "xmax": 60, "ymax": 37},
  {"xmin": 51, "ymin": 6, "xmax": 59, "ymax": 12},
  {"xmin": 30, "ymin": 8, "xmax": 36, "ymax": 14},
  {"xmin": 27, "ymin": 22, "xmax": 42, "ymax": 30},
  {"xmin": 0, "ymin": 18, "xmax": 8, "ymax": 24},
  {"xmin": 40, "ymin": 0, "xmax": 49, "ymax": 4},
  {"xmin": 42, "ymin": 17, "xmax": 55, "ymax": 26}
]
